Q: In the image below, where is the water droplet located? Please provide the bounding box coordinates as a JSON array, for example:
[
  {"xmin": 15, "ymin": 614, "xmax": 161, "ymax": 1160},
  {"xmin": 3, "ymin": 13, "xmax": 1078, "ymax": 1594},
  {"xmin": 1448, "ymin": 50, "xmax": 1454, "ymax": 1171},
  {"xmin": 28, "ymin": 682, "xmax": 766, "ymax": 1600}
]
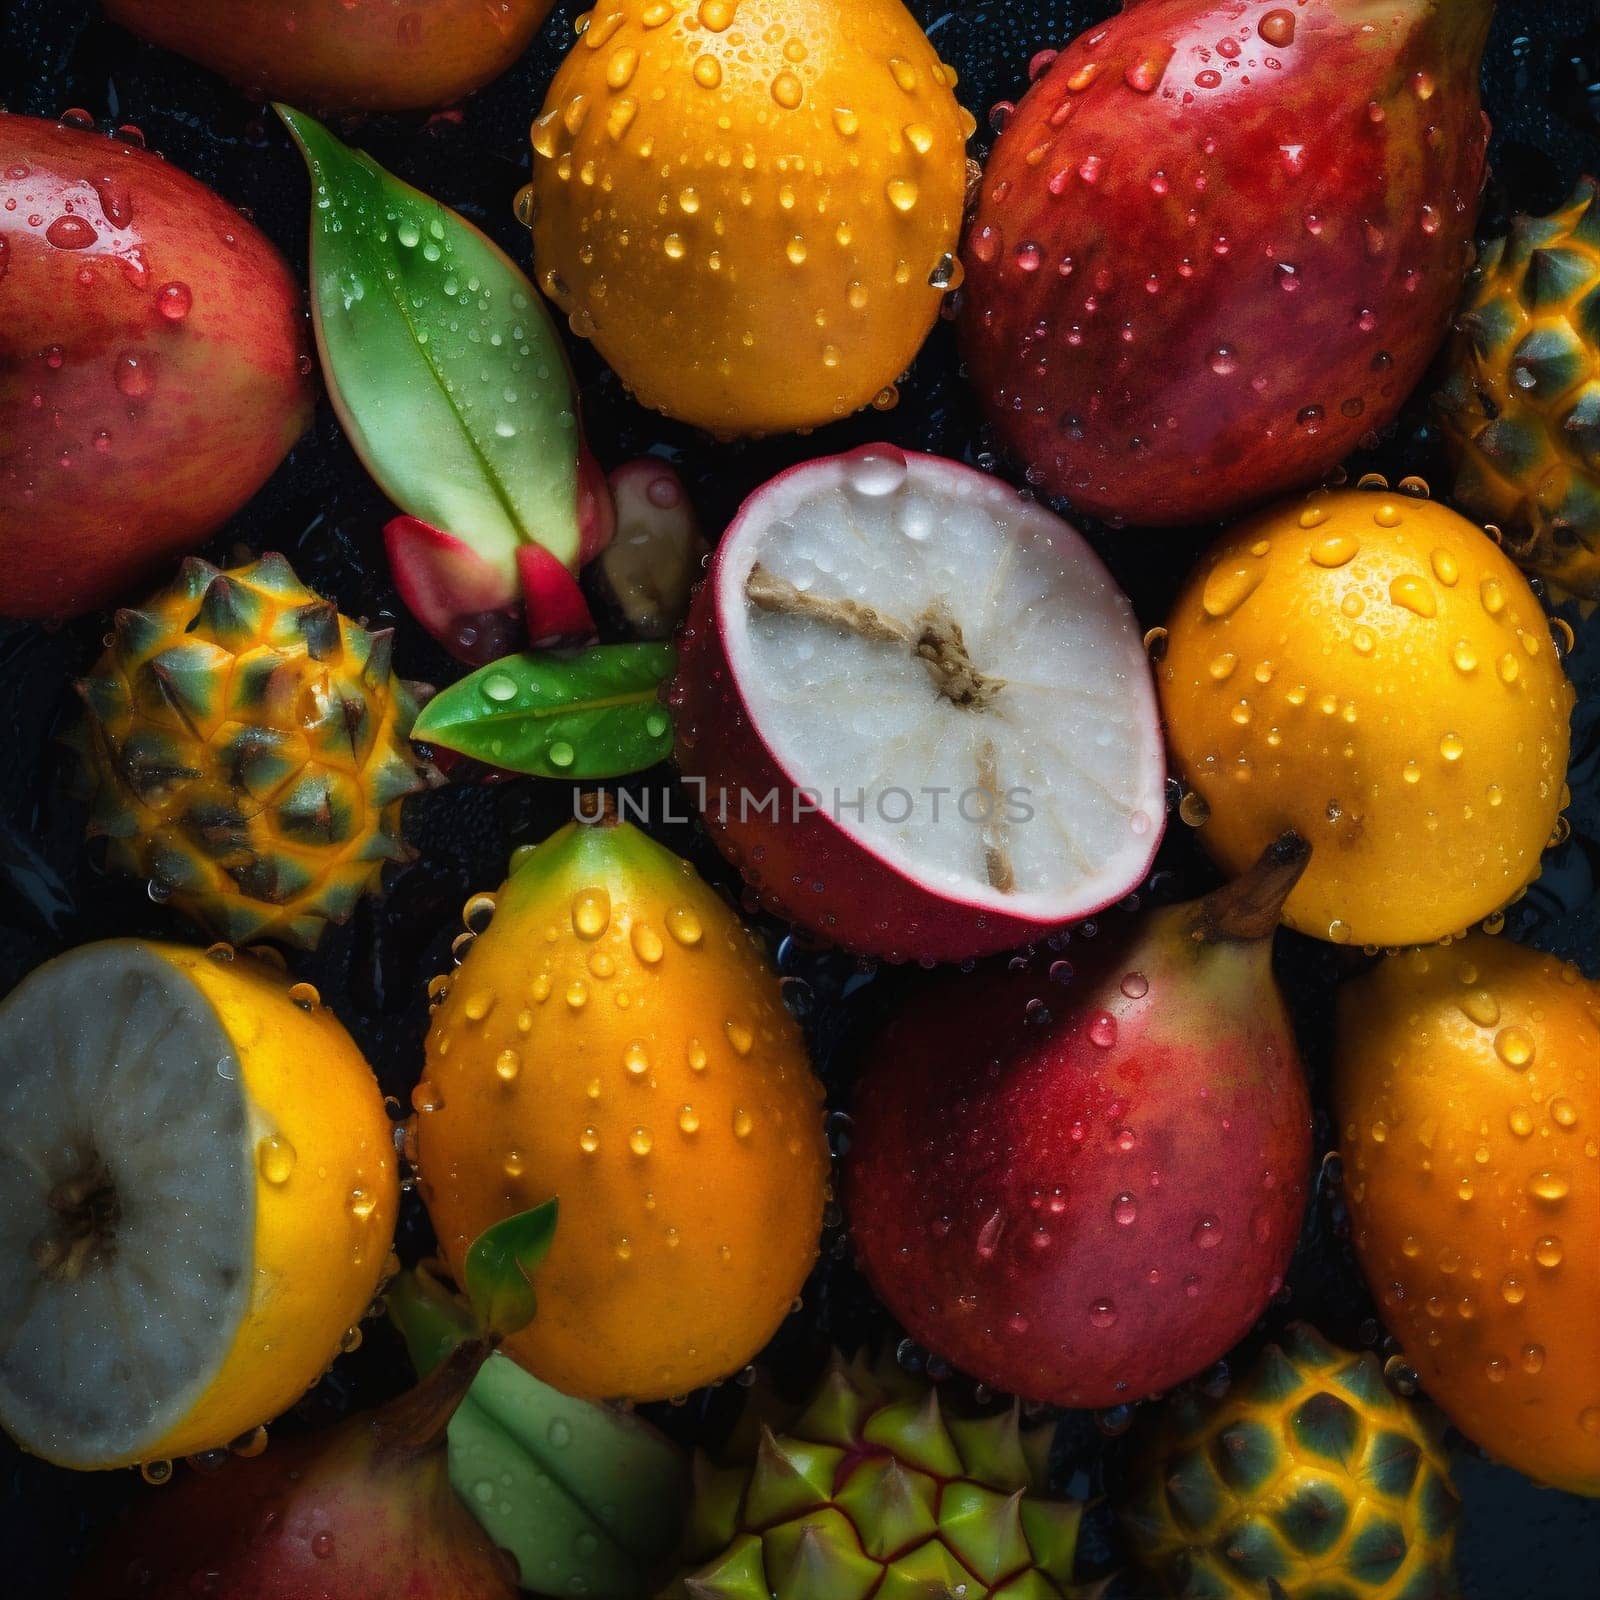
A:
[
  {"xmin": 1112, "ymin": 1193, "xmax": 1138, "ymax": 1226},
  {"xmin": 629, "ymin": 1126, "xmax": 653, "ymax": 1157},
  {"xmin": 725, "ymin": 1020, "xmax": 754, "ymax": 1056},
  {"xmin": 1529, "ymin": 1171, "xmax": 1569, "ymax": 1203},
  {"xmin": 256, "ymin": 1134, "xmax": 296, "ymax": 1185},
  {"xmin": 579, "ymin": 1126, "xmax": 600, "ymax": 1154},
  {"xmin": 495, "ymin": 1048, "xmax": 521, "ymax": 1083},
  {"xmin": 1202, "ymin": 561, "xmax": 1265, "ymax": 618},
  {"xmin": 668, "ymin": 906, "xmax": 703, "ymax": 945},
  {"xmin": 572, "ymin": 887, "xmax": 611, "ymax": 939},
  {"xmin": 348, "ymin": 1188, "xmax": 378, "ymax": 1221},
  {"xmin": 1535, "ymin": 1235, "xmax": 1563, "ymax": 1267},
  {"xmin": 548, "ymin": 740, "xmax": 576, "ymax": 768},
  {"xmin": 1191, "ymin": 1215, "xmax": 1222, "ymax": 1249},
  {"xmin": 482, "ymin": 671, "xmax": 517, "ymax": 702},
  {"xmin": 1494, "ymin": 1026, "xmax": 1535, "ymax": 1069},
  {"xmin": 1087, "ymin": 1011, "xmax": 1118, "ymax": 1048},
  {"xmin": 1389, "ymin": 575, "xmax": 1437, "ymax": 617},
  {"xmin": 1088, "ymin": 1298, "xmax": 1118, "ymax": 1328},
  {"xmin": 771, "ymin": 70, "xmax": 802, "ymax": 108},
  {"xmin": 624, "ymin": 1041, "xmax": 650, "ymax": 1078},
  {"xmin": 1258, "ymin": 8, "xmax": 1296, "ymax": 46},
  {"xmin": 732, "ymin": 1108, "xmax": 754, "ymax": 1139},
  {"xmin": 1310, "ymin": 534, "xmax": 1360, "ymax": 568}
]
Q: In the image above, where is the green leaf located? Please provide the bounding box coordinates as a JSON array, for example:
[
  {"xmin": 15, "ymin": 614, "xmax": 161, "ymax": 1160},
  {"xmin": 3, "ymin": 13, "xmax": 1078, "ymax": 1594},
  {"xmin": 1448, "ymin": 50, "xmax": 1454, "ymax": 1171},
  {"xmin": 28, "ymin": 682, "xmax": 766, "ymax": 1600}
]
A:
[
  {"xmin": 411, "ymin": 643, "xmax": 677, "ymax": 777},
  {"xmin": 386, "ymin": 1267, "xmax": 690, "ymax": 1600},
  {"xmin": 462, "ymin": 1199, "xmax": 558, "ymax": 1340},
  {"xmin": 277, "ymin": 104, "xmax": 582, "ymax": 580}
]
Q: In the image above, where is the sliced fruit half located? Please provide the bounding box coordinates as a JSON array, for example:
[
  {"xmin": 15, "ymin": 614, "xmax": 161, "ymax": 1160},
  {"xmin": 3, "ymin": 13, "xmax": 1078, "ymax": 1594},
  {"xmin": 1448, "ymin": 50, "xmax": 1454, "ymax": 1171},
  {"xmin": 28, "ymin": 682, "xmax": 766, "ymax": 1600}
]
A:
[
  {"xmin": 0, "ymin": 941, "xmax": 397, "ymax": 1470},
  {"xmin": 671, "ymin": 445, "xmax": 1165, "ymax": 962}
]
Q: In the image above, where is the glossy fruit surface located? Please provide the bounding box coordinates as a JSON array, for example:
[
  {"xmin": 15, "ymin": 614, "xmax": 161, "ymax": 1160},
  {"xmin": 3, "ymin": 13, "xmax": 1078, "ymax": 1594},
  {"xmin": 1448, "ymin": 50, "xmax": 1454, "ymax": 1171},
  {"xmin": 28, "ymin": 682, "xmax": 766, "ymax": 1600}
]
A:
[
  {"xmin": 1160, "ymin": 487, "xmax": 1575, "ymax": 948},
  {"xmin": 960, "ymin": 0, "xmax": 1493, "ymax": 525},
  {"xmin": 0, "ymin": 940, "xmax": 397, "ymax": 1470},
  {"xmin": 68, "ymin": 553, "xmax": 427, "ymax": 948},
  {"xmin": 103, "ymin": 0, "xmax": 552, "ymax": 111},
  {"xmin": 846, "ymin": 841, "xmax": 1313, "ymax": 1408},
  {"xmin": 1121, "ymin": 1324, "xmax": 1462, "ymax": 1599},
  {"xmin": 415, "ymin": 811, "xmax": 829, "ymax": 1401},
  {"xmin": 660, "ymin": 1353, "xmax": 1088, "ymax": 1598},
  {"xmin": 1438, "ymin": 177, "xmax": 1600, "ymax": 603},
  {"xmin": 671, "ymin": 444, "xmax": 1166, "ymax": 962},
  {"xmin": 72, "ymin": 1344, "xmax": 519, "ymax": 1599},
  {"xmin": 528, "ymin": 0, "xmax": 972, "ymax": 435},
  {"xmin": 1335, "ymin": 936, "xmax": 1600, "ymax": 1496},
  {"xmin": 0, "ymin": 114, "xmax": 312, "ymax": 620}
]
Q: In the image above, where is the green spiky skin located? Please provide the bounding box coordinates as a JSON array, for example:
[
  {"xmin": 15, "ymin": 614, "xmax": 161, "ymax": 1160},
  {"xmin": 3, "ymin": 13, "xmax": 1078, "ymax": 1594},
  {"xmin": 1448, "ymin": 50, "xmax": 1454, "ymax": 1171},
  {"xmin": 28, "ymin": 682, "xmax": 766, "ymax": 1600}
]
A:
[
  {"xmin": 69, "ymin": 552, "xmax": 427, "ymax": 948},
  {"xmin": 1438, "ymin": 177, "xmax": 1600, "ymax": 604},
  {"xmin": 659, "ymin": 1352, "xmax": 1090, "ymax": 1600},
  {"xmin": 1120, "ymin": 1325, "xmax": 1462, "ymax": 1600}
]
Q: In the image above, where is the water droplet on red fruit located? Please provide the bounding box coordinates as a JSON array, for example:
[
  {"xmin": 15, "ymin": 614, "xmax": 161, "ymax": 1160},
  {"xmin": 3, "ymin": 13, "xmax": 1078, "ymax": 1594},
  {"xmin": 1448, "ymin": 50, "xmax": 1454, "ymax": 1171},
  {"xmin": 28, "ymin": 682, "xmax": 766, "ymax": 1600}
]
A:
[
  {"xmin": 310, "ymin": 1532, "xmax": 335, "ymax": 1559},
  {"xmin": 58, "ymin": 107, "xmax": 95, "ymax": 130},
  {"xmin": 1259, "ymin": 10, "xmax": 1296, "ymax": 47},
  {"xmin": 1087, "ymin": 1011, "xmax": 1118, "ymax": 1047},
  {"xmin": 156, "ymin": 281, "xmax": 193, "ymax": 321},
  {"xmin": 1112, "ymin": 1192, "xmax": 1138, "ymax": 1225},
  {"xmin": 1088, "ymin": 1298, "xmax": 1118, "ymax": 1328},
  {"xmin": 114, "ymin": 350, "xmax": 156, "ymax": 398},
  {"xmin": 45, "ymin": 214, "xmax": 95, "ymax": 250},
  {"xmin": 90, "ymin": 174, "xmax": 133, "ymax": 228},
  {"xmin": 1191, "ymin": 1213, "xmax": 1223, "ymax": 1248},
  {"xmin": 1120, "ymin": 972, "xmax": 1149, "ymax": 999}
]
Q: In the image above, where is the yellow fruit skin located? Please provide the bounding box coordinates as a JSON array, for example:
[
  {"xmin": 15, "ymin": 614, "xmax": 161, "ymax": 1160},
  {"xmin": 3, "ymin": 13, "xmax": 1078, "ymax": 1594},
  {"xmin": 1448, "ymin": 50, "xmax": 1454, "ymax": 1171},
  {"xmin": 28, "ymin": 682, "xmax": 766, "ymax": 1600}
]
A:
[
  {"xmin": 416, "ymin": 818, "xmax": 829, "ymax": 1402},
  {"xmin": 1160, "ymin": 489, "xmax": 1575, "ymax": 948},
  {"xmin": 529, "ymin": 0, "xmax": 971, "ymax": 436},
  {"xmin": 136, "ymin": 943, "xmax": 398, "ymax": 1467},
  {"xmin": 1334, "ymin": 936, "xmax": 1600, "ymax": 1495}
]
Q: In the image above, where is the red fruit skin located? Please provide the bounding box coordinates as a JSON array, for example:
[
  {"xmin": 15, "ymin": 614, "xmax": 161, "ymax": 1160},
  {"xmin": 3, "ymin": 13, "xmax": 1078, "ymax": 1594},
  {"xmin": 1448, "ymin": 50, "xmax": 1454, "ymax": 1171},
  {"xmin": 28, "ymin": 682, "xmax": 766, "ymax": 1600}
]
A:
[
  {"xmin": 670, "ymin": 504, "xmax": 1158, "ymax": 964},
  {"xmin": 103, "ymin": 0, "xmax": 553, "ymax": 113},
  {"xmin": 845, "ymin": 916, "xmax": 1312, "ymax": 1405},
  {"xmin": 959, "ymin": 0, "xmax": 1493, "ymax": 526},
  {"xmin": 72, "ymin": 1417, "xmax": 516, "ymax": 1600},
  {"xmin": 0, "ymin": 115, "xmax": 313, "ymax": 620}
]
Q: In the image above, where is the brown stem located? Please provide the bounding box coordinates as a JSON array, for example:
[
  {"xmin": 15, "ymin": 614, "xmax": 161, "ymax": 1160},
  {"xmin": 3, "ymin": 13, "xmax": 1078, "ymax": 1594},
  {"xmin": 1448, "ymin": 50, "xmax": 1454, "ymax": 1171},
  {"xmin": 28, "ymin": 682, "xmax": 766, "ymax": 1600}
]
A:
[
  {"xmin": 1185, "ymin": 832, "xmax": 1312, "ymax": 944},
  {"xmin": 575, "ymin": 790, "xmax": 619, "ymax": 828},
  {"xmin": 745, "ymin": 564, "xmax": 1003, "ymax": 709},
  {"xmin": 746, "ymin": 563, "xmax": 913, "ymax": 646},
  {"xmin": 373, "ymin": 1336, "xmax": 495, "ymax": 1462},
  {"xmin": 975, "ymin": 739, "xmax": 1015, "ymax": 892}
]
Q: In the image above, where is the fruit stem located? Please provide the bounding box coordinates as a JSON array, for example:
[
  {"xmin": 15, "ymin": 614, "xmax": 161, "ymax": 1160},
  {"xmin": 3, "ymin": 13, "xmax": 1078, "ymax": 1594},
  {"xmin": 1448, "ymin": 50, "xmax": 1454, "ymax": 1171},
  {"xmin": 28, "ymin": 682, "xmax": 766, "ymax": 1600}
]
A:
[
  {"xmin": 575, "ymin": 791, "xmax": 619, "ymax": 828},
  {"xmin": 745, "ymin": 564, "xmax": 1002, "ymax": 709},
  {"xmin": 372, "ymin": 1335, "xmax": 495, "ymax": 1461},
  {"xmin": 1185, "ymin": 832, "xmax": 1311, "ymax": 944}
]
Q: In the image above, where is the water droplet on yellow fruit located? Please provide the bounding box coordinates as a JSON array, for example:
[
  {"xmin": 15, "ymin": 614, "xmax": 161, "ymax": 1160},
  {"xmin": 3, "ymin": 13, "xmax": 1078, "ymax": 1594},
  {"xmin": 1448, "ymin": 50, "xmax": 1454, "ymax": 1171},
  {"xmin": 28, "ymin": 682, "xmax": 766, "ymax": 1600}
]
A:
[{"xmin": 257, "ymin": 1134, "xmax": 296, "ymax": 1185}]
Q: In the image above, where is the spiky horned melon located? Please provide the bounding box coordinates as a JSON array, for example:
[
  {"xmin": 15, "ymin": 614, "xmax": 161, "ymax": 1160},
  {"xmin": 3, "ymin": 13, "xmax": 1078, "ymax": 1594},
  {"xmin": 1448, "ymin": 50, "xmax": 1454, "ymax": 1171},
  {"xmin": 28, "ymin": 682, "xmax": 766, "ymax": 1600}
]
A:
[
  {"xmin": 661, "ymin": 1352, "xmax": 1091, "ymax": 1600},
  {"xmin": 1121, "ymin": 1325, "xmax": 1462, "ymax": 1600},
  {"xmin": 70, "ymin": 552, "xmax": 426, "ymax": 947},
  {"xmin": 1438, "ymin": 178, "xmax": 1600, "ymax": 605}
]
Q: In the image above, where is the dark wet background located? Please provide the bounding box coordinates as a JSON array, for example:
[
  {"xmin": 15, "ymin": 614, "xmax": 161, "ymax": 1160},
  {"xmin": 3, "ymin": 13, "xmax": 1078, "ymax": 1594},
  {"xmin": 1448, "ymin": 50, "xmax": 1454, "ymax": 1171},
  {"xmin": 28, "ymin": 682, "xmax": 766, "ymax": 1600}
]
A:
[{"xmin": 3, "ymin": 2, "xmax": 1599, "ymax": 1594}]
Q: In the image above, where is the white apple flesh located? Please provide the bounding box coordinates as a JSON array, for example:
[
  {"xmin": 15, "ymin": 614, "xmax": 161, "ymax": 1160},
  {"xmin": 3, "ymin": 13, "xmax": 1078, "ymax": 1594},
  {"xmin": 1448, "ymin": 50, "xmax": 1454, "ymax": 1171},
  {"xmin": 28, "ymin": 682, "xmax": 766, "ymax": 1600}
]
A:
[{"xmin": 671, "ymin": 445, "xmax": 1166, "ymax": 962}]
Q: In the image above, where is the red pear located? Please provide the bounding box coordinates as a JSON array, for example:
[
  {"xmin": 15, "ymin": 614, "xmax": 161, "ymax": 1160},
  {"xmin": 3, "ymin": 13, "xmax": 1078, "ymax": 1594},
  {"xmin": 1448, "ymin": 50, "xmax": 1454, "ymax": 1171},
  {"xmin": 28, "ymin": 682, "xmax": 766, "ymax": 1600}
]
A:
[
  {"xmin": 845, "ymin": 836, "xmax": 1315, "ymax": 1407},
  {"xmin": 0, "ymin": 114, "xmax": 313, "ymax": 620},
  {"xmin": 960, "ymin": 0, "xmax": 1493, "ymax": 526},
  {"xmin": 72, "ymin": 1343, "xmax": 518, "ymax": 1600}
]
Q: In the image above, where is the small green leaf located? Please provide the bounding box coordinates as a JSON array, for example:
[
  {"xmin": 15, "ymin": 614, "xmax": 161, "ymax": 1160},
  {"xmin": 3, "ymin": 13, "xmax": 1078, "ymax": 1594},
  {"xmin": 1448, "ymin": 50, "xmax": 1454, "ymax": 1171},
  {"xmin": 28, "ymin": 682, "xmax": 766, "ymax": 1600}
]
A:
[
  {"xmin": 463, "ymin": 1199, "xmax": 558, "ymax": 1339},
  {"xmin": 386, "ymin": 1266, "xmax": 690, "ymax": 1599},
  {"xmin": 412, "ymin": 644, "xmax": 677, "ymax": 777},
  {"xmin": 277, "ymin": 104, "xmax": 583, "ymax": 580}
]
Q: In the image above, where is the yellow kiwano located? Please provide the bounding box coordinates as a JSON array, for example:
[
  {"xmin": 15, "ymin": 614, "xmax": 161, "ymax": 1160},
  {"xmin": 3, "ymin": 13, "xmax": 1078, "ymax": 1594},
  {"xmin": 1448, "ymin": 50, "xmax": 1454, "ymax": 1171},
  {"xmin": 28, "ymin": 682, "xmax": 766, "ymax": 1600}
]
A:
[
  {"xmin": 415, "ymin": 810, "xmax": 829, "ymax": 1401},
  {"xmin": 1335, "ymin": 937, "xmax": 1600, "ymax": 1495},
  {"xmin": 527, "ymin": 0, "xmax": 973, "ymax": 436},
  {"xmin": 1161, "ymin": 488, "xmax": 1575, "ymax": 948},
  {"xmin": 0, "ymin": 940, "xmax": 397, "ymax": 1470}
]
